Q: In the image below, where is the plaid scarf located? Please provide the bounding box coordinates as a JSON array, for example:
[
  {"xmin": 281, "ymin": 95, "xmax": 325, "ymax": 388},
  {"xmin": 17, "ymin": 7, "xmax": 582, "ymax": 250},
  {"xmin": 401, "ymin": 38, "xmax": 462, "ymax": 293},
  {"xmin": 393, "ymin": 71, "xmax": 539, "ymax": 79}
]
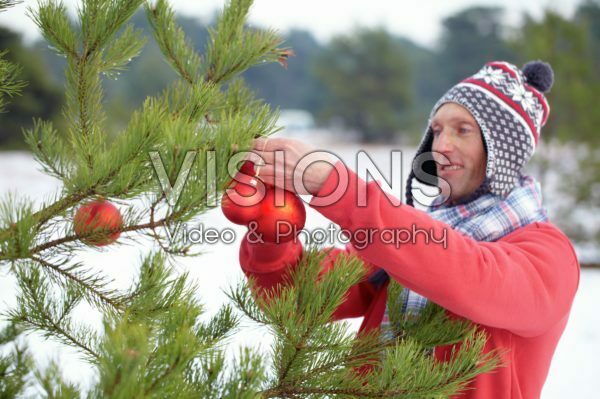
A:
[{"xmin": 374, "ymin": 174, "xmax": 548, "ymax": 340}]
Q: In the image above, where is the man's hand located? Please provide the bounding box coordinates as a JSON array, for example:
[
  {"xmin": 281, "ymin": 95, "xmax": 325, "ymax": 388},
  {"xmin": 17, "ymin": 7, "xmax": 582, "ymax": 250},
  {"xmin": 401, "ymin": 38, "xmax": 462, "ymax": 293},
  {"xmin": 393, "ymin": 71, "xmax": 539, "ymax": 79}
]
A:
[{"xmin": 249, "ymin": 137, "xmax": 336, "ymax": 196}]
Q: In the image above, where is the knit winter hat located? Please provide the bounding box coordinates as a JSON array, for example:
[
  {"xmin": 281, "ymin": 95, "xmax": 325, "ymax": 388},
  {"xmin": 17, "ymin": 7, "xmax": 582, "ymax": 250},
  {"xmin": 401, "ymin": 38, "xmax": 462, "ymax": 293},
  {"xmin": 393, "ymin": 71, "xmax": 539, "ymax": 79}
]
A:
[{"xmin": 406, "ymin": 60, "xmax": 554, "ymax": 206}]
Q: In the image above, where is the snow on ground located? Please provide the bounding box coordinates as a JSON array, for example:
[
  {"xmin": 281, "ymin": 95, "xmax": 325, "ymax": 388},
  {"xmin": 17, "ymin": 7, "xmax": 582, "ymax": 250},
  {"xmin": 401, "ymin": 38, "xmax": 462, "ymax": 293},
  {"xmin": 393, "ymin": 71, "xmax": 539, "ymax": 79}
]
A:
[{"xmin": 0, "ymin": 147, "xmax": 598, "ymax": 397}]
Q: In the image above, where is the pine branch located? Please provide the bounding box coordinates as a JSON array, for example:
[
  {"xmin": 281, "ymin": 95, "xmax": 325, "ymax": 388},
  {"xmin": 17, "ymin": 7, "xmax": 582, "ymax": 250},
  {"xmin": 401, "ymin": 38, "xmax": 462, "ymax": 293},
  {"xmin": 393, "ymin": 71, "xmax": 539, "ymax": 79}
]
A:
[
  {"xmin": 0, "ymin": 47, "xmax": 27, "ymax": 112},
  {"xmin": 195, "ymin": 304, "xmax": 240, "ymax": 346},
  {"xmin": 79, "ymin": 99, "xmax": 167, "ymax": 197},
  {"xmin": 26, "ymin": 1, "xmax": 78, "ymax": 59},
  {"xmin": 289, "ymin": 323, "xmax": 383, "ymax": 375},
  {"xmin": 24, "ymin": 120, "xmax": 71, "ymax": 180},
  {"xmin": 145, "ymin": 0, "xmax": 201, "ymax": 84},
  {"xmin": 7, "ymin": 263, "xmax": 101, "ymax": 360},
  {"xmin": 0, "ymin": 322, "xmax": 32, "ymax": 397},
  {"xmin": 18, "ymin": 205, "xmax": 183, "ymax": 258},
  {"xmin": 34, "ymin": 361, "xmax": 80, "ymax": 399},
  {"xmin": 0, "ymin": 104, "xmax": 167, "ymax": 248},
  {"xmin": 78, "ymin": 0, "xmax": 145, "ymax": 57},
  {"xmin": 143, "ymin": 354, "xmax": 182, "ymax": 395},
  {"xmin": 260, "ymin": 334, "xmax": 499, "ymax": 398},
  {"xmin": 225, "ymin": 278, "xmax": 272, "ymax": 326},
  {"xmin": 0, "ymin": 51, "xmax": 26, "ymax": 95},
  {"xmin": 0, "ymin": 190, "xmax": 94, "ymax": 255},
  {"xmin": 203, "ymin": 0, "xmax": 288, "ymax": 83},
  {"xmin": 0, "ymin": 195, "xmax": 33, "ymax": 260},
  {"xmin": 0, "ymin": 0, "xmax": 283, "ymax": 250},
  {"xmin": 93, "ymin": 252, "xmax": 247, "ymax": 398},
  {"xmin": 160, "ymin": 78, "xmax": 223, "ymax": 125},
  {"xmin": 122, "ymin": 252, "xmax": 203, "ymax": 328},
  {"xmin": 233, "ymin": 249, "xmax": 373, "ymax": 391},
  {"xmin": 387, "ymin": 279, "xmax": 477, "ymax": 348},
  {"xmin": 365, "ymin": 333, "xmax": 503, "ymax": 398},
  {"xmin": 100, "ymin": 24, "xmax": 146, "ymax": 78},
  {"xmin": 146, "ymin": 0, "xmax": 289, "ymax": 134},
  {"xmin": 0, "ymin": 99, "xmax": 167, "ymax": 250},
  {"xmin": 230, "ymin": 245, "xmax": 503, "ymax": 398},
  {"xmin": 0, "ymin": 0, "xmax": 280, "ymax": 243},
  {"xmin": 27, "ymin": 0, "xmax": 147, "ymax": 171},
  {"xmin": 31, "ymin": 255, "xmax": 125, "ymax": 312},
  {"xmin": 0, "ymin": 194, "xmax": 188, "ymax": 265},
  {"xmin": 222, "ymin": 346, "xmax": 266, "ymax": 397},
  {"xmin": 0, "ymin": 1, "xmax": 21, "ymax": 12}
]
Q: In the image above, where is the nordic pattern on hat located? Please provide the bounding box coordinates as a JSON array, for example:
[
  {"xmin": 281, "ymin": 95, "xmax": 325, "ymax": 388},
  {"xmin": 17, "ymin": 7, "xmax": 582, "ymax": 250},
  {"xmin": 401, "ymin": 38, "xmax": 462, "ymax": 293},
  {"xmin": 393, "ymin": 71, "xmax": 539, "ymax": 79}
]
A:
[{"xmin": 409, "ymin": 61, "xmax": 551, "ymax": 199}]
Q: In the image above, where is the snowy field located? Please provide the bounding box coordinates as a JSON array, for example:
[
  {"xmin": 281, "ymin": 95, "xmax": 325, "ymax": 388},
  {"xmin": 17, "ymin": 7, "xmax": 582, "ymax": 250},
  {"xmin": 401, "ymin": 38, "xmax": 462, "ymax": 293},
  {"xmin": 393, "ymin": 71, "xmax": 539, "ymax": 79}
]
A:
[{"xmin": 0, "ymin": 146, "xmax": 598, "ymax": 398}]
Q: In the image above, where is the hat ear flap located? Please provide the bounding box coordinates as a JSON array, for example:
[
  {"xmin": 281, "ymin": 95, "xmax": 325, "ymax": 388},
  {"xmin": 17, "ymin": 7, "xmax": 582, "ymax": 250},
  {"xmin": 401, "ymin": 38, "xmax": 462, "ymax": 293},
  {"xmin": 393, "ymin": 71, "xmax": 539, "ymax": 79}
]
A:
[
  {"xmin": 406, "ymin": 126, "xmax": 439, "ymax": 207},
  {"xmin": 413, "ymin": 127, "xmax": 437, "ymax": 186}
]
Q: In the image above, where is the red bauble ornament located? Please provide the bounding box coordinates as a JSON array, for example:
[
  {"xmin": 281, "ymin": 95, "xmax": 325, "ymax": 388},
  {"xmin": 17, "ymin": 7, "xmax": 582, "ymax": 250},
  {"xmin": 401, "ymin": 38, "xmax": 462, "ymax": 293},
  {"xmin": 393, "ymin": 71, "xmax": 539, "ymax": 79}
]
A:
[
  {"xmin": 73, "ymin": 200, "xmax": 123, "ymax": 246},
  {"xmin": 220, "ymin": 160, "xmax": 306, "ymax": 243},
  {"xmin": 253, "ymin": 187, "xmax": 306, "ymax": 243},
  {"xmin": 239, "ymin": 160, "xmax": 256, "ymax": 176},
  {"xmin": 221, "ymin": 173, "xmax": 265, "ymax": 225}
]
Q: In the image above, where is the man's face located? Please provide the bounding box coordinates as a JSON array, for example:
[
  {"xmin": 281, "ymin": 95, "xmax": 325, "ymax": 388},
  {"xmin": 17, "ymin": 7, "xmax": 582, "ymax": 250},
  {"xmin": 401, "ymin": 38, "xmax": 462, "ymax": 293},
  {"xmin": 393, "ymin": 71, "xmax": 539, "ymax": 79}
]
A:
[{"xmin": 430, "ymin": 102, "xmax": 487, "ymax": 203}]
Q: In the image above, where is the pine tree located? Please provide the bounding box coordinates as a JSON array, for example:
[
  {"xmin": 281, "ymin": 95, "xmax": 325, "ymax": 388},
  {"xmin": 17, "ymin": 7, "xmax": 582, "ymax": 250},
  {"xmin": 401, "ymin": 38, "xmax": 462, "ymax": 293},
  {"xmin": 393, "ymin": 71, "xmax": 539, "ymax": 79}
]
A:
[
  {"xmin": 0, "ymin": 0, "xmax": 26, "ymax": 113},
  {"xmin": 0, "ymin": 0, "xmax": 501, "ymax": 397},
  {"xmin": 1, "ymin": 3, "xmax": 32, "ymax": 396}
]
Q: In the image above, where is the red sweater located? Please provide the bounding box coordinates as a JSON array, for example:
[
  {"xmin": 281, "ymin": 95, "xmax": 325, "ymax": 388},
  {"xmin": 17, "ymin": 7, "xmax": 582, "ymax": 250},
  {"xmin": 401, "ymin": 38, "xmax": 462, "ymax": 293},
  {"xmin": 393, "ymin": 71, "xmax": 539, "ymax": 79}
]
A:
[{"xmin": 238, "ymin": 162, "xmax": 580, "ymax": 399}]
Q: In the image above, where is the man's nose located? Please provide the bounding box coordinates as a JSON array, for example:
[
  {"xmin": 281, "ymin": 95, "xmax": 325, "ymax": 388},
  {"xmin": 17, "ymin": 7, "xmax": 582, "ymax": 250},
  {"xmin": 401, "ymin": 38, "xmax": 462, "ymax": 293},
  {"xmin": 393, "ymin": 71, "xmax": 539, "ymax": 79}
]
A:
[{"xmin": 432, "ymin": 129, "xmax": 455, "ymax": 153}]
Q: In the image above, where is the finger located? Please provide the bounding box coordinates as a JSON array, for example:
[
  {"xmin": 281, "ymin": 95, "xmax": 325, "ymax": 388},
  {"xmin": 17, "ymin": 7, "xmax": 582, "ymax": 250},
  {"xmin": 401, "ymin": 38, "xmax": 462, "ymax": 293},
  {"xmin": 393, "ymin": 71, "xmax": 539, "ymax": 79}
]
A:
[
  {"xmin": 260, "ymin": 170, "xmax": 306, "ymax": 194},
  {"xmin": 254, "ymin": 150, "xmax": 275, "ymax": 166},
  {"xmin": 255, "ymin": 166, "xmax": 288, "ymax": 188},
  {"xmin": 253, "ymin": 137, "xmax": 288, "ymax": 152},
  {"xmin": 252, "ymin": 137, "xmax": 271, "ymax": 151},
  {"xmin": 257, "ymin": 175, "xmax": 298, "ymax": 194},
  {"xmin": 255, "ymin": 165, "xmax": 280, "ymax": 180},
  {"xmin": 243, "ymin": 150, "xmax": 269, "ymax": 167},
  {"xmin": 255, "ymin": 175, "xmax": 286, "ymax": 192}
]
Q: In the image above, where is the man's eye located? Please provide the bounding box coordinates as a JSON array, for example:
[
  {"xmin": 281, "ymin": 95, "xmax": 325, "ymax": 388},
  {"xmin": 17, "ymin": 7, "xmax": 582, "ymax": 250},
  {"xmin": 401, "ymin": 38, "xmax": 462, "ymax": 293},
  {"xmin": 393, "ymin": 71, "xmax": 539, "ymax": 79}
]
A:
[{"xmin": 459, "ymin": 127, "xmax": 470, "ymax": 134}]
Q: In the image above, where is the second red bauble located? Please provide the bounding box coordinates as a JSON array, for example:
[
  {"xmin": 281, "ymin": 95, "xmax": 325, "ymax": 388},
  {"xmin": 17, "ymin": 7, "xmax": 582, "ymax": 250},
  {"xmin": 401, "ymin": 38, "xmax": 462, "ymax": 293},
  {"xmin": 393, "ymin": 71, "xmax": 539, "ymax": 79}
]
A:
[
  {"xmin": 253, "ymin": 187, "xmax": 306, "ymax": 243},
  {"xmin": 73, "ymin": 200, "xmax": 123, "ymax": 246},
  {"xmin": 221, "ymin": 173, "xmax": 264, "ymax": 225}
]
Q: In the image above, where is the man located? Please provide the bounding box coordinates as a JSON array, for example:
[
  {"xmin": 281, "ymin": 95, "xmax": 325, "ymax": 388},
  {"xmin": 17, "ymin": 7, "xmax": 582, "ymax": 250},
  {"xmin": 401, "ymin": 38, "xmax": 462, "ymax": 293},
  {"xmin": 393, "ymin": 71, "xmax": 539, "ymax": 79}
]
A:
[{"xmin": 237, "ymin": 60, "xmax": 580, "ymax": 398}]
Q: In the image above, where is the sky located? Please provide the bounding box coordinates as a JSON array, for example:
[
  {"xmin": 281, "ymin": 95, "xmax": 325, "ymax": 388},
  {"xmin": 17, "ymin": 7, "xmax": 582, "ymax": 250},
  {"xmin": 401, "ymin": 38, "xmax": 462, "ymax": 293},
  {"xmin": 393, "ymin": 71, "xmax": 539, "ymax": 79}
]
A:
[{"xmin": 0, "ymin": 0, "xmax": 579, "ymax": 49}]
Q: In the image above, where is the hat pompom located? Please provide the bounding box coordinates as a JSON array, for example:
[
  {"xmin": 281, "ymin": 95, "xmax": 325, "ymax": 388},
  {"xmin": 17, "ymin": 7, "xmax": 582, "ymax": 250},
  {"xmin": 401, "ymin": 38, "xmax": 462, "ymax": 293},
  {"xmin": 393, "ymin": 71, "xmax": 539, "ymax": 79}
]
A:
[{"xmin": 522, "ymin": 61, "xmax": 554, "ymax": 93}]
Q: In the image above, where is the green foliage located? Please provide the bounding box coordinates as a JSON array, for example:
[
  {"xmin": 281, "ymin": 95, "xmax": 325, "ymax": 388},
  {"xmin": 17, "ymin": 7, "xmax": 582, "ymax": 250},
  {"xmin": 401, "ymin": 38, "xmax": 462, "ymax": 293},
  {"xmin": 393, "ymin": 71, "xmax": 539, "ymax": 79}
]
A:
[
  {"xmin": 533, "ymin": 143, "xmax": 600, "ymax": 254},
  {"xmin": 513, "ymin": 9, "xmax": 599, "ymax": 144},
  {"xmin": 0, "ymin": 0, "xmax": 23, "ymax": 110},
  {"xmin": 8, "ymin": 261, "xmax": 103, "ymax": 360},
  {"xmin": 203, "ymin": 0, "xmax": 286, "ymax": 84},
  {"xmin": 0, "ymin": 0, "xmax": 537, "ymax": 396},
  {"xmin": 386, "ymin": 280, "xmax": 477, "ymax": 349},
  {"xmin": 314, "ymin": 27, "xmax": 413, "ymax": 142},
  {"xmin": 34, "ymin": 361, "xmax": 80, "ymax": 398},
  {"xmin": 145, "ymin": 0, "xmax": 203, "ymax": 84},
  {"xmin": 0, "ymin": 322, "xmax": 31, "ymax": 397},
  {"xmin": 229, "ymin": 246, "xmax": 500, "ymax": 398},
  {"xmin": 90, "ymin": 252, "xmax": 244, "ymax": 398},
  {"xmin": 0, "ymin": 26, "xmax": 60, "ymax": 148},
  {"xmin": 2, "ymin": 1, "xmax": 433, "ymax": 397},
  {"xmin": 576, "ymin": 0, "xmax": 600, "ymax": 70},
  {"xmin": 2, "ymin": 2, "xmax": 600, "ymax": 148},
  {"xmin": 0, "ymin": 1, "xmax": 20, "ymax": 12},
  {"xmin": 0, "ymin": 48, "xmax": 25, "ymax": 112},
  {"xmin": 512, "ymin": 3, "xmax": 600, "ymax": 251},
  {"xmin": 366, "ymin": 331, "xmax": 499, "ymax": 398},
  {"xmin": 436, "ymin": 7, "xmax": 517, "ymax": 89}
]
